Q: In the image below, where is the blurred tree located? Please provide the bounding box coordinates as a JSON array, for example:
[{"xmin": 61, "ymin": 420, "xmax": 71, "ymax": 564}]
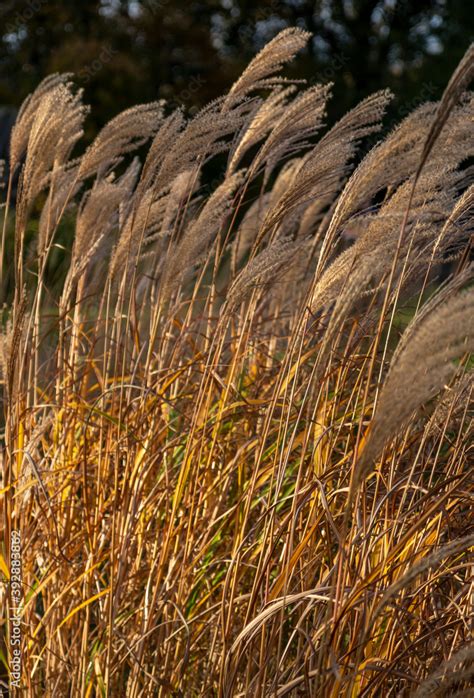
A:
[
  {"xmin": 213, "ymin": 0, "xmax": 474, "ymax": 121},
  {"xmin": 0, "ymin": 0, "xmax": 145, "ymax": 139},
  {"xmin": 0, "ymin": 0, "xmax": 473, "ymax": 142}
]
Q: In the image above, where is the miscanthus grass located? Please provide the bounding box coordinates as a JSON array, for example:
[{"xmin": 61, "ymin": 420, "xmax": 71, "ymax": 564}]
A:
[{"xmin": 0, "ymin": 28, "xmax": 473, "ymax": 697}]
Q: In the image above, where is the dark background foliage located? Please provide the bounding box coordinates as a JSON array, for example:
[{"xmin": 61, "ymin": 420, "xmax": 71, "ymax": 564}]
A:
[{"xmin": 0, "ymin": 0, "xmax": 473, "ymax": 142}]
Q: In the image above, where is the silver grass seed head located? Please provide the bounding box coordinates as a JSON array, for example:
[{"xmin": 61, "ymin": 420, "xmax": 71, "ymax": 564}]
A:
[{"xmin": 226, "ymin": 28, "xmax": 311, "ymax": 105}]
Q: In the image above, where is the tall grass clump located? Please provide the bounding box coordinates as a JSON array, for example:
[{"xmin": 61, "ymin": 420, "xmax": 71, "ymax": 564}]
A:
[{"xmin": 1, "ymin": 29, "xmax": 473, "ymax": 696}]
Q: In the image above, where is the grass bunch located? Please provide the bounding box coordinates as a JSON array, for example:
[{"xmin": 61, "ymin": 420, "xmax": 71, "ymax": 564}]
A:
[{"xmin": 0, "ymin": 28, "xmax": 473, "ymax": 697}]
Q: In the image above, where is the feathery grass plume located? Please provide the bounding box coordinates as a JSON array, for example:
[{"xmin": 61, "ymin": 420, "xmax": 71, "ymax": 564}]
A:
[
  {"xmin": 301, "ymin": 87, "xmax": 393, "ymax": 181},
  {"xmin": 37, "ymin": 164, "xmax": 80, "ymax": 257},
  {"xmin": 78, "ymin": 101, "xmax": 164, "ymax": 180},
  {"xmin": 15, "ymin": 81, "xmax": 87, "ymax": 228},
  {"xmin": 0, "ymin": 289, "xmax": 28, "ymax": 401},
  {"xmin": 433, "ymin": 181, "xmax": 474, "ymax": 263},
  {"xmin": 116, "ymin": 168, "xmax": 201, "ymax": 291},
  {"xmin": 309, "ymin": 245, "xmax": 377, "ymax": 360},
  {"xmin": 270, "ymin": 159, "xmax": 309, "ymax": 227},
  {"xmin": 108, "ymin": 187, "xmax": 165, "ymax": 286},
  {"xmin": 231, "ymin": 159, "xmax": 301, "ymax": 269},
  {"xmin": 108, "ymin": 167, "xmax": 199, "ymax": 289},
  {"xmin": 413, "ymin": 43, "xmax": 474, "ymax": 189},
  {"xmin": 257, "ymin": 139, "xmax": 352, "ymax": 250},
  {"xmin": 297, "ymin": 184, "xmax": 349, "ymax": 241},
  {"xmin": 224, "ymin": 237, "xmax": 306, "ymax": 314},
  {"xmin": 225, "ymin": 27, "xmax": 311, "ymax": 104},
  {"xmin": 160, "ymin": 170, "xmax": 246, "ymax": 301},
  {"xmin": 425, "ymin": 371, "xmax": 473, "ymax": 436},
  {"xmin": 309, "ymin": 165, "xmax": 457, "ymax": 318},
  {"xmin": 392, "ymin": 44, "xmax": 474, "ymax": 290},
  {"xmin": 342, "ymin": 42, "xmax": 473, "ymax": 282},
  {"xmin": 258, "ymin": 90, "xmax": 392, "ymax": 250},
  {"xmin": 13, "ymin": 82, "xmax": 87, "ymax": 298},
  {"xmin": 0, "ymin": 310, "xmax": 14, "ymax": 392},
  {"xmin": 9, "ymin": 74, "xmax": 75, "ymax": 173},
  {"xmin": 231, "ymin": 192, "xmax": 273, "ymax": 271},
  {"xmin": 148, "ymin": 98, "xmax": 253, "ymax": 200},
  {"xmin": 354, "ymin": 283, "xmax": 474, "ymax": 490},
  {"xmin": 15, "ymin": 415, "xmax": 54, "ymax": 508},
  {"xmin": 62, "ymin": 164, "xmax": 140, "ymax": 305},
  {"xmin": 227, "ymin": 86, "xmax": 296, "ymax": 174},
  {"xmin": 136, "ymin": 109, "xmax": 186, "ymax": 195},
  {"xmin": 252, "ymin": 84, "xmax": 332, "ymax": 183},
  {"xmin": 387, "ymin": 261, "xmax": 473, "ymax": 370},
  {"xmin": 321, "ymin": 102, "xmax": 437, "ymax": 251},
  {"xmin": 413, "ymin": 643, "xmax": 474, "ymax": 698},
  {"xmin": 152, "ymin": 167, "xmax": 200, "ymax": 243},
  {"xmin": 309, "ymin": 110, "xmax": 474, "ymax": 325},
  {"xmin": 265, "ymin": 236, "xmax": 316, "ymax": 316},
  {"xmin": 75, "ymin": 166, "xmax": 139, "ymax": 259}
]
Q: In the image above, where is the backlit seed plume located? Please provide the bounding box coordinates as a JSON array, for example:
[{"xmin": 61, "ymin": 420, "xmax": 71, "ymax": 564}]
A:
[
  {"xmin": 108, "ymin": 187, "xmax": 165, "ymax": 286},
  {"xmin": 227, "ymin": 86, "xmax": 296, "ymax": 174},
  {"xmin": 425, "ymin": 371, "xmax": 473, "ymax": 437},
  {"xmin": 62, "ymin": 164, "xmax": 140, "ymax": 306},
  {"xmin": 312, "ymin": 167, "xmax": 468, "ymax": 362},
  {"xmin": 258, "ymin": 90, "xmax": 392, "ymax": 250},
  {"xmin": 309, "ymin": 96, "xmax": 474, "ymax": 325},
  {"xmin": 110, "ymin": 166, "xmax": 200, "ymax": 288},
  {"xmin": 231, "ymin": 192, "xmax": 273, "ymax": 271},
  {"xmin": 158, "ymin": 167, "xmax": 200, "ymax": 241},
  {"xmin": 113, "ymin": 168, "xmax": 201, "ymax": 286},
  {"xmin": 150, "ymin": 99, "xmax": 252, "ymax": 199},
  {"xmin": 9, "ymin": 74, "xmax": 77, "ymax": 173},
  {"xmin": 414, "ymin": 43, "xmax": 474, "ymax": 187},
  {"xmin": 161, "ymin": 170, "xmax": 246, "ymax": 300},
  {"xmin": 15, "ymin": 82, "xmax": 88, "ymax": 233},
  {"xmin": 323, "ymin": 103, "xmax": 436, "ymax": 249},
  {"xmin": 413, "ymin": 643, "xmax": 474, "ymax": 698},
  {"xmin": 38, "ymin": 164, "xmax": 81, "ymax": 257},
  {"xmin": 226, "ymin": 27, "xmax": 311, "ymax": 105},
  {"xmin": 137, "ymin": 109, "xmax": 186, "ymax": 195},
  {"xmin": 78, "ymin": 101, "xmax": 164, "ymax": 180},
  {"xmin": 231, "ymin": 159, "xmax": 301, "ymax": 268},
  {"xmin": 354, "ymin": 283, "xmax": 474, "ymax": 490},
  {"xmin": 309, "ymin": 168, "xmax": 450, "ymax": 317},
  {"xmin": 254, "ymin": 84, "xmax": 332, "ymax": 183},
  {"xmin": 225, "ymin": 237, "xmax": 305, "ymax": 314}
]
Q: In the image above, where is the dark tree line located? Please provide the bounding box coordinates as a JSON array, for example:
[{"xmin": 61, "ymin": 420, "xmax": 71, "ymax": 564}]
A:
[{"xmin": 0, "ymin": 0, "xmax": 473, "ymax": 140}]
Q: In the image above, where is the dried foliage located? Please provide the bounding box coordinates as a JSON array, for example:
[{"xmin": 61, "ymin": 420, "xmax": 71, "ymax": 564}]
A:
[{"xmin": 1, "ymin": 29, "xmax": 473, "ymax": 698}]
